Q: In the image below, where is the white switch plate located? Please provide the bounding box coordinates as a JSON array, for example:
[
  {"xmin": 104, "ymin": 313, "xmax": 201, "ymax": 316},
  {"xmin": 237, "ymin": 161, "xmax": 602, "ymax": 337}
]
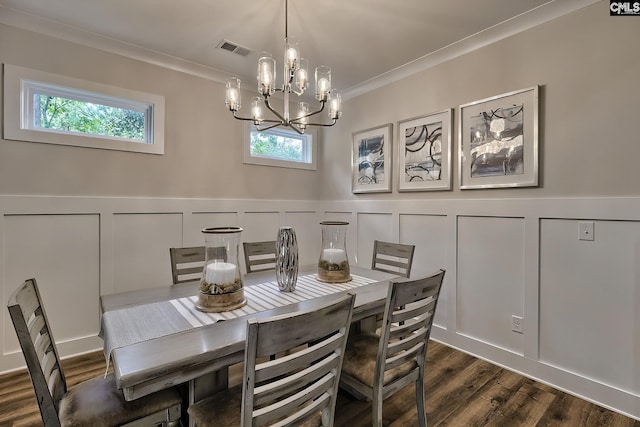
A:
[{"xmin": 579, "ymin": 221, "xmax": 595, "ymax": 241}]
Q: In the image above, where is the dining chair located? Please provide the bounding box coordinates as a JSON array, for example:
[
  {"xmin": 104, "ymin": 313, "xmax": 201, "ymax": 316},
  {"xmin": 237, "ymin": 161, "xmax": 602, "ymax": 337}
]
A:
[
  {"xmin": 339, "ymin": 269, "xmax": 445, "ymax": 427},
  {"xmin": 188, "ymin": 293, "xmax": 356, "ymax": 427},
  {"xmin": 169, "ymin": 246, "xmax": 205, "ymax": 284},
  {"xmin": 371, "ymin": 240, "xmax": 416, "ymax": 278},
  {"xmin": 242, "ymin": 240, "xmax": 276, "ymax": 273},
  {"xmin": 7, "ymin": 278, "xmax": 183, "ymax": 427}
]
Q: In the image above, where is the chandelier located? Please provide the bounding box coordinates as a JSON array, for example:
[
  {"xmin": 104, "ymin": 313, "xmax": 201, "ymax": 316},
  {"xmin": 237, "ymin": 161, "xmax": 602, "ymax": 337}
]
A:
[{"xmin": 224, "ymin": 0, "xmax": 342, "ymax": 134}]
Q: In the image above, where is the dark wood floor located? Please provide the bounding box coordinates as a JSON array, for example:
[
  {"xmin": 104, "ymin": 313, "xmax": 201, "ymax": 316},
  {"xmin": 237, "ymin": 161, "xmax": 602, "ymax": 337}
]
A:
[{"xmin": 1, "ymin": 341, "xmax": 638, "ymax": 426}]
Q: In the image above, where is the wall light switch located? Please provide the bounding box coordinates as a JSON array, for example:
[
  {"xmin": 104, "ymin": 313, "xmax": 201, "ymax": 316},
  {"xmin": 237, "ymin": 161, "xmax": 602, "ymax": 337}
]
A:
[{"xmin": 579, "ymin": 221, "xmax": 595, "ymax": 241}]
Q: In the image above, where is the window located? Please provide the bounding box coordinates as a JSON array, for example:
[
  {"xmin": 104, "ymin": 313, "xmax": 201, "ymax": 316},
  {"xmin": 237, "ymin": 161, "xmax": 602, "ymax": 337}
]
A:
[
  {"xmin": 3, "ymin": 64, "xmax": 164, "ymax": 154},
  {"xmin": 243, "ymin": 122, "xmax": 317, "ymax": 170}
]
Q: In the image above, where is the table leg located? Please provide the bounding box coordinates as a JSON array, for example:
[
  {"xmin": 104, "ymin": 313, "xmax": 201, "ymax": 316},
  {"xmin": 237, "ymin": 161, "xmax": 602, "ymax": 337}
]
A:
[
  {"xmin": 359, "ymin": 315, "xmax": 378, "ymax": 333},
  {"xmin": 187, "ymin": 369, "xmax": 229, "ymax": 427}
]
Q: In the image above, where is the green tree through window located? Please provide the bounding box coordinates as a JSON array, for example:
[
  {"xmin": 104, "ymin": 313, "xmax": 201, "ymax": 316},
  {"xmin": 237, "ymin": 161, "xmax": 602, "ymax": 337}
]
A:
[
  {"xmin": 250, "ymin": 130, "xmax": 303, "ymax": 161},
  {"xmin": 35, "ymin": 94, "xmax": 145, "ymax": 141}
]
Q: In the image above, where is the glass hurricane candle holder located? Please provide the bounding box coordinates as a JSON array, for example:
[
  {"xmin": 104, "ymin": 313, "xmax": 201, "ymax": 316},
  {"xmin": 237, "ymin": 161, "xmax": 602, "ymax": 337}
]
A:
[
  {"xmin": 317, "ymin": 221, "xmax": 351, "ymax": 283},
  {"xmin": 197, "ymin": 226, "xmax": 246, "ymax": 312}
]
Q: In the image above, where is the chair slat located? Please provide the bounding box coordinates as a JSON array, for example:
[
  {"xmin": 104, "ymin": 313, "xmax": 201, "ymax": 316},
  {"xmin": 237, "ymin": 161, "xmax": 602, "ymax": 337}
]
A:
[
  {"xmin": 389, "ymin": 315, "xmax": 429, "ymax": 338},
  {"xmin": 385, "ymin": 342, "xmax": 424, "ymax": 371},
  {"xmin": 177, "ymin": 266, "xmax": 203, "ymax": 276},
  {"xmin": 34, "ymin": 332, "xmax": 52, "ymax": 362},
  {"xmin": 392, "ymin": 298, "xmax": 434, "ymax": 324},
  {"xmin": 243, "ymin": 241, "xmax": 276, "ymax": 273},
  {"xmin": 264, "ymin": 391, "xmax": 330, "ymax": 427},
  {"xmin": 253, "ymin": 352, "xmax": 338, "ymax": 406},
  {"xmin": 254, "ymin": 374, "xmax": 333, "ymax": 426},
  {"xmin": 41, "ymin": 351, "xmax": 58, "ymax": 383},
  {"xmin": 28, "ymin": 313, "xmax": 46, "ymax": 342},
  {"xmin": 48, "ymin": 368, "xmax": 62, "ymax": 397},
  {"xmin": 255, "ymin": 332, "xmax": 342, "ymax": 382},
  {"xmin": 169, "ymin": 246, "xmax": 206, "ymax": 284},
  {"xmin": 373, "ymin": 257, "xmax": 407, "ymax": 269},
  {"xmin": 387, "ymin": 327, "xmax": 428, "ymax": 357}
]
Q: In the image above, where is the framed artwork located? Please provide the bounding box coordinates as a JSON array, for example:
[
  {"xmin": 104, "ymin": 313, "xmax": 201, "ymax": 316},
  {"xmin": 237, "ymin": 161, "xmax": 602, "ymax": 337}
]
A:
[
  {"xmin": 352, "ymin": 124, "xmax": 392, "ymax": 193},
  {"xmin": 458, "ymin": 86, "xmax": 539, "ymax": 189},
  {"xmin": 397, "ymin": 108, "xmax": 452, "ymax": 192}
]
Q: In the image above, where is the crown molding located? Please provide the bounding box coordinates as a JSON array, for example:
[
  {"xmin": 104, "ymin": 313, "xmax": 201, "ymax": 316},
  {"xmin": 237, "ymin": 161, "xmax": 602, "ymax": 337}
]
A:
[
  {"xmin": 341, "ymin": 0, "xmax": 601, "ymax": 100},
  {"xmin": 0, "ymin": 5, "xmax": 232, "ymax": 84}
]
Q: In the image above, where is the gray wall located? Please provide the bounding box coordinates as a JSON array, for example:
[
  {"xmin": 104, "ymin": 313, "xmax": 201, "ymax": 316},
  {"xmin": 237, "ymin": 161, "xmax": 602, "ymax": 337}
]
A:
[
  {"xmin": 0, "ymin": 24, "xmax": 322, "ymax": 201},
  {"xmin": 320, "ymin": 2, "xmax": 640, "ymax": 199}
]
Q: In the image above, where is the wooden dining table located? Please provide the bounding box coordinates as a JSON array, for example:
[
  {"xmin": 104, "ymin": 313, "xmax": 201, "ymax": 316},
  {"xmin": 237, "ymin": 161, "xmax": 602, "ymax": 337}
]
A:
[{"xmin": 100, "ymin": 264, "xmax": 398, "ymax": 414}]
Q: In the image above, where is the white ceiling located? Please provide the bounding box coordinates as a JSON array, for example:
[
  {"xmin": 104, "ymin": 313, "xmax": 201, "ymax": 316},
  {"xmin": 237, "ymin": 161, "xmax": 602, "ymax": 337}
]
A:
[{"xmin": 0, "ymin": 0, "xmax": 596, "ymax": 98}]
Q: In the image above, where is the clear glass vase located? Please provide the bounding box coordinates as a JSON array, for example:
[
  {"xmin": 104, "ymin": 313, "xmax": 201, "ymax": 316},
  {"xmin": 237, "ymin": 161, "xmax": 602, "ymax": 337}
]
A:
[
  {"xmin": 276, "ymin": 226, "xmax": 299, "ymax": 292},
  {"xmin": 317, "ymin": 221, "xmax": 351, "ymax": 283},
  {"xmin": 197, "ymin": 226, "xmax": 245, "ymax": 312}
]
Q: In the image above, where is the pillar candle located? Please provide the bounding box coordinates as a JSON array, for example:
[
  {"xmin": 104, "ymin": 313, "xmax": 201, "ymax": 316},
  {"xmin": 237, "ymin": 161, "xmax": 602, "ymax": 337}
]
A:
[
  {"xmin": 322, "ymin": 248, "xmax": 347, "ymax": 264},
  {"xmin": 205, "ymin": 262, "xmax": 237, "ymax": 285}
]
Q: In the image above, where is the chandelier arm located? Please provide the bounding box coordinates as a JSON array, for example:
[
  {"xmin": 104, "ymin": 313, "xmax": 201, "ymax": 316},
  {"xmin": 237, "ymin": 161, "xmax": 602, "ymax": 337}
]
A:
[
  {"xmin": 288, "ymin": 123, "xmax": 306, "ymax": 135},
  {"xmin": 256, "ymin": 122, "xmax": 287, "ymax": 132},
  {"xmin": 263, "ymin": 97, "xmax": 287, "ymax": 123},
  {"xmin": 232, "ymin": 111, "xmax": 283, "ymax": 126},
  {"xmin": 301, "ymin": 118, "xmax": 338, "ymax": 127},
  {"xmin": 290, "ymin": 101, "xmax": 325, "ymax": 123}
]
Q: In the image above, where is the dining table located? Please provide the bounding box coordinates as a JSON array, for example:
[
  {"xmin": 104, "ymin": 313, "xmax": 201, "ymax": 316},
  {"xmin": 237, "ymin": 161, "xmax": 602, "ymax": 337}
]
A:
[{"xmin": 100, "ymin": 264, "xmax": 399, "ymax": 420}]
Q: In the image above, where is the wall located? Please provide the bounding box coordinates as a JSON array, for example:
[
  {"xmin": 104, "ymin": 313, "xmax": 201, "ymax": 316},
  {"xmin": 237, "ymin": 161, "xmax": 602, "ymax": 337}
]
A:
[
  {"xmin": 1, "ymin": 0, "xmax": 640, "ymax": 422},
  {"xmin": 320, "ymin": 2, "xmax": 640, "ymax": 199},
  {"xmin": 0, "ymin": 24, "xmax": 322, "ymax": 201}
]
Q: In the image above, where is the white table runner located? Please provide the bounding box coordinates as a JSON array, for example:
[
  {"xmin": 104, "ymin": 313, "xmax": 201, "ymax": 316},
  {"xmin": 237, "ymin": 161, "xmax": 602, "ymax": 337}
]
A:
[
  {"xmin": 102, "ymin": 273, "xmax": 377, "ymax": 369},
  {"xmin": 170, "ymin": 273, "xmax": 377, "ymax": 327}
]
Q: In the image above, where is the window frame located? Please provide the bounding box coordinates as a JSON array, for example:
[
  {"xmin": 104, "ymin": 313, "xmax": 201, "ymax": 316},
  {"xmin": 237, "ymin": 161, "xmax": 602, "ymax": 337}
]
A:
[
  {"xmin": 3, "ymin": 64, "xmax": 165, "ymax": 155},
  {"xmin": 243, "ymin": 121, "xmax": 317, "ymax": 170}
]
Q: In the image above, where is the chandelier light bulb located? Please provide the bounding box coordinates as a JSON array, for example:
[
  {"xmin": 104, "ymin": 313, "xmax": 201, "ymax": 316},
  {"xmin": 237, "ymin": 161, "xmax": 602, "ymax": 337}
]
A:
[
  {"xmin": 257, "ymin": 55, "xmax": 275, "ymax": 96},
  {"xmin": 315, "ymin": 66, "xmax": 331, "ymax": 101},
  {"xmin": 298, "ymin": 102, "xmax": 309, "ymax": 127},
  {"xmin": 251, "ymin": 97, "xmax": 263, "ymax": 124},
  {"xmin": 328, "ymin": 90, "xmax": 341, "ymax": 119},
  {"xmin": 225, "ymin": 77, "xmax": 241, "ymax": 111},
  {"xmin": 285, "ymin": 38, "xmax": 299, "ymax": 71},
  {"xmin": 296, "ymin": 58, "xmax": 309, "ymax": 91}
]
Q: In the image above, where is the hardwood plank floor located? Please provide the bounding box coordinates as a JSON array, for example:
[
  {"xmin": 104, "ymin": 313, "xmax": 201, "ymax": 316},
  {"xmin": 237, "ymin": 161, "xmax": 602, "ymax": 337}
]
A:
[{"xmin": 1, "ymin": 341, "xmax": 638, "ymax": 426}]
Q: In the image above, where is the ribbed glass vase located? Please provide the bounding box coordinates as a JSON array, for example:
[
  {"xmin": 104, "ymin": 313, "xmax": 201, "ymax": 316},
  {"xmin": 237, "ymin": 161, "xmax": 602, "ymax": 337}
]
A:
[{"xmin": 275, "ymin": 226, "xmax": 299, "ymax": 292}]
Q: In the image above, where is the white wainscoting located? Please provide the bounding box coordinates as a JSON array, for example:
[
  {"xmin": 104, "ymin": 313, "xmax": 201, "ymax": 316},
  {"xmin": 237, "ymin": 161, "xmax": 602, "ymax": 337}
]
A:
[{"xmin": 1, "ymin": 195, "xmax": 639, "ymax": 420}]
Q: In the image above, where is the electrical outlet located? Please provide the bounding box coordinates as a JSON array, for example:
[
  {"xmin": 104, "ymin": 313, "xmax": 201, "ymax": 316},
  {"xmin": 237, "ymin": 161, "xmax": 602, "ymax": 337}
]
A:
[
  {"xmin": 579, "ymin": 221, "xmax": 595, "ymax": 241},
  {"xmin": 511, "ymin": 315, "xmax": 523, "ymax": 333}
]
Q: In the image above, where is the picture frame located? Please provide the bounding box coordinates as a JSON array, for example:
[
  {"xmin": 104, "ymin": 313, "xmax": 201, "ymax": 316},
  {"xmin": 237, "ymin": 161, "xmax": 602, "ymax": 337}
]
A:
[
  {"xmin": 458, "ymin": 86, "xmax": 539, "ymax": 189},
  {"xmin": 352, "ymin": 123, "xmax": 392, "ymax": 193},
  {"xmin": 397, "ymin": 108, "xmax": 452, "ymax": 192}
]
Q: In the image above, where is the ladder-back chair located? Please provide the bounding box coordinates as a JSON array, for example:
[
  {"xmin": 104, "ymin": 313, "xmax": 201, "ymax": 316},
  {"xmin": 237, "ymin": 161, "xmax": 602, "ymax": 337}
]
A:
[
  {"xmin": 188, "ymin": 293, "xmax": 356, "ymax": 426},
  {"xmin": 7, "ymin": 278, "xmax": 183, "ymax": 427},
  {"xmin": 339, "ymin": 270, "xmax": 445, "ymax": 427}
]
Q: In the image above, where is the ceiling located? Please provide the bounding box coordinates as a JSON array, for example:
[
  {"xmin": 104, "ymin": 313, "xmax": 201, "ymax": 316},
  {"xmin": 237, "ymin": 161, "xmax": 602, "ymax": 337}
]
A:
[{"xmin": 0, "ymin": 0, "xmax": 594, "ymax": 98}]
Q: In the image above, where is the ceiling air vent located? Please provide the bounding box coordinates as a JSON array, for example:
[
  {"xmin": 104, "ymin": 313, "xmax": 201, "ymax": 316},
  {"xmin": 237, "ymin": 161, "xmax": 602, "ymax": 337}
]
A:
[{"xmin": 217, "ymin": 40, "xmax": 251, "ymax": 57}]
